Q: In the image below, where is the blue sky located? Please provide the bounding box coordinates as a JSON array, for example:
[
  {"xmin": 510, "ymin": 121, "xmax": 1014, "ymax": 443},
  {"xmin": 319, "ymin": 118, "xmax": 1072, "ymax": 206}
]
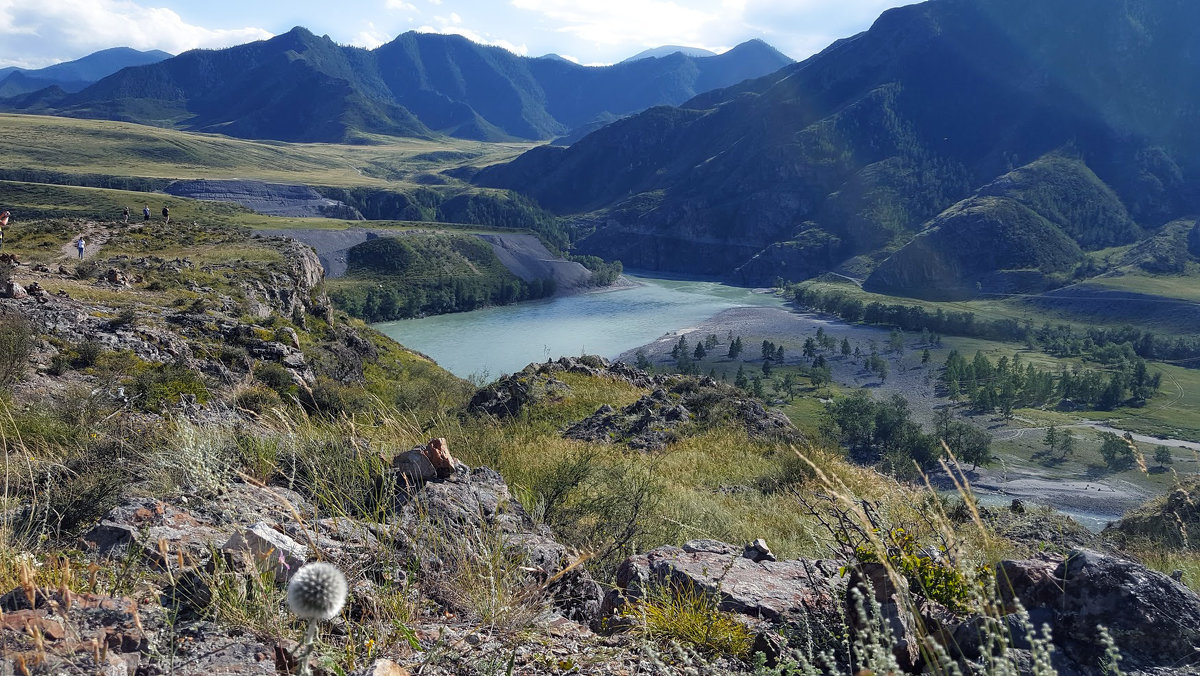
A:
[{"xmin": 0, "ymin": 0, "xmax": 914, "ymax": 69}]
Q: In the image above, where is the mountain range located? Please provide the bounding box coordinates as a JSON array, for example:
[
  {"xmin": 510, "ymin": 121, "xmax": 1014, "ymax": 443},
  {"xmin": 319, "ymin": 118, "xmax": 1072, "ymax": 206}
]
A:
[
  {"xmin": 0, "ymin": 47, "xmax": 171, "ymax": 98},
  {"xmin": 477, "ymin": 0, "xmax": 1200, "ymax": 298},
  {"xmin": 0, "ymin": 30, "xmax": 792, "ymax": 143}
]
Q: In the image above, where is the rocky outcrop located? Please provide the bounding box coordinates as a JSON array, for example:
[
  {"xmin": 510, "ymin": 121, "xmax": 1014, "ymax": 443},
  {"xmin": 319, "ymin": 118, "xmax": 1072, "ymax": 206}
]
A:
[
  {"xmin": 564, "ymin": 376, "xmax": 798, "ymax": 451},
  {"xmin": 467, "ymin": 368, "xmax": 572, "ymax": 419},
  {"xmin": 604, "ymin": 540, "xmax": 844, "ymax": 625},
  {"xmin": 1053, "ymin": 549, "xmax": 1200, "ymax": 669},
  {"xmin": 600, "ymin": 542, "xmax": 1200, "ymax": 674},
  {"xmin": 395, "ymin": 465, "xmax": 603, "ymax": 623},
  {"xmin": 564, "ymin": 388, "xmax": 690, "ymax": 451}
]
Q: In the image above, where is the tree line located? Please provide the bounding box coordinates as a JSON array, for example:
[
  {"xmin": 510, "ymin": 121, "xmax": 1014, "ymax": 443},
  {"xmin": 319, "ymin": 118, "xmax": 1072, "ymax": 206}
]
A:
[
  {"xmin": 942, "ymin": 350, "xmax": 1161, "ymax": 415},
  {"xmin": 793, "ymin": 284, "xmax": 1200, "ymax": 366}
]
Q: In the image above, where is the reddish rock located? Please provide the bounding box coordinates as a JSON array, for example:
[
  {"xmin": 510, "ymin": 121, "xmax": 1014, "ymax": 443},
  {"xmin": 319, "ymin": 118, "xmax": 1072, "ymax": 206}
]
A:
[
  {"xmin": 0, "ymin": 610, "xmax": 66, "ymax": 640},
  {"xmin": 423, "ymin": 437, "xmax": 456, "ymax": 478}
]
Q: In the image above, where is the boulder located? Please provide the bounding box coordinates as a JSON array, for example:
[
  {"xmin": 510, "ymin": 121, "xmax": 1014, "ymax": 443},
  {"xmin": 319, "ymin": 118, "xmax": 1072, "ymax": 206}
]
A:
[
  {"xmin": 995, "ymin": 555, "xmax": 1063, "ymax": 612},
  {"xmin": 743, "ymin": 538, "xmax": 776, "ymax": 563},
  {"xmin": 389, "ymin": 449, "xmax": 438, "ymax": 489},
  {"xmin": 80, "ymin": 497, "xmax": 224, "ymax": 569},
  {"xmin": 3, "ymin": 280, "xmax": 26, "ymax": 299},
  {"xmin": 1053, "ymin": 549, "xmax": 1200, "ymax": 669},
  {"xmin": 423, "ymin": 437, "xmax": 457, "ymax": 478},
  {"xmin": 395, "ymin": 466, "xmax": 603, "ymax": 623},
  {"xmin": 603, "ymin": 540, "xmax": 845, "ymax": 626},
  {"xmin": 221, "ymin": 521, "xmax": 308, "ymax": 581}
]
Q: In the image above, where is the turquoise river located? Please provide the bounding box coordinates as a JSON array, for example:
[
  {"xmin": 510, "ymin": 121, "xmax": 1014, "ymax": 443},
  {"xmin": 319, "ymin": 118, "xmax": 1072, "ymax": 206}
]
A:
[{"xmin": 373, "ymin": 275, "xmax": 783, "ymax": 380}]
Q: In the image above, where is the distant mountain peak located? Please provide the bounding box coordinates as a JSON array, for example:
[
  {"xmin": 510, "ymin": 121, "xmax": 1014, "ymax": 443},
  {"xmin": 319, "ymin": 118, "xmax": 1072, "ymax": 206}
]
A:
[
  {"xmin": 1, "ymin": 26, "xmax": 793, "ymax": 144},
  {"xmin": 621, "ymin": 45, "xmax": 718, "ymax": 63}
]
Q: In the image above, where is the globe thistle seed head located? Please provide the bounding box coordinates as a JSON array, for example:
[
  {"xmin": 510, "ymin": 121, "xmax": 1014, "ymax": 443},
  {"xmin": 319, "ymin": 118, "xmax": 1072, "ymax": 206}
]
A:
[{"xmin": 287, "ymin": 562, "xmax": 347, "ymax": 621}]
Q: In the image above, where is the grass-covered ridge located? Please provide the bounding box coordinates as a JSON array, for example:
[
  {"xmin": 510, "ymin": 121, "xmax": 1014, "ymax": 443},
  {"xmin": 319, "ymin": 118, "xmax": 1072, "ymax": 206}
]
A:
[{"xmin": 328, "ymin": 232, "xmax": 557, "ymax": 321}]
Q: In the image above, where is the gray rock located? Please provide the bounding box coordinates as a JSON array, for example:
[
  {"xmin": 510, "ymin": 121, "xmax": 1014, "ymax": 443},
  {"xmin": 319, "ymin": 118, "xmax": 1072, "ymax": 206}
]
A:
[
  {"xmin": 389, "ymin": 449, "xmax": 438, "ymax": 489},
  {"xmin": 605, "ymin": 541, "xmax": 845, "ymax": 625},
  {"xmin": 682, "ymin": 539, "xmax": 741, "ymax": 556},
  {"xmin": 1053, "ymin": 549, "xmax": 1200, "ymax": 669},
  {"xmin": 394, "ymin": 466, "xmax": 602, "ymax": 623},
  {"xmin": 222, "ymin": 521, "xmax": 308, "ymax": 581},
  {"xmin": 743, "ymin": 538, "xmax": 776, "ymax": 562},
  {"xmin": 3, "ymin": 280, "xmax": 26, "ymax": 299}
]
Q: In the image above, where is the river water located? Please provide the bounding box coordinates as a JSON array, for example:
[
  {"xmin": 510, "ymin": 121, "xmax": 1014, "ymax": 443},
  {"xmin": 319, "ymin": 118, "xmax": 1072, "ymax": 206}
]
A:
[{"xmin": 373, "ymin": 274, "xmax": 783, "ymax": 380}]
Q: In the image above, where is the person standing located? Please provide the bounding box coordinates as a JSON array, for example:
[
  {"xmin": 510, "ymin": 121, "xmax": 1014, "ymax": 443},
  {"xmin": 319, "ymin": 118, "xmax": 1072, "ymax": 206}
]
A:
[
  {"xmin": 0, "ymin": 210, "xmax": 8, "ymax": 250},
  {"xmin": 76, "ymin": 235, "xmax": 86, "ymax": 260},
  {"xmin": 162, "ymin": 206, "xmax": 170, "ymax": 224},
  {"xmin": 122, "ymin": 206, "xmax": 129, "ymax": 223},
  {"xmin": 143, "ymin": 205, "xmax": 151, "ymax": 221}
]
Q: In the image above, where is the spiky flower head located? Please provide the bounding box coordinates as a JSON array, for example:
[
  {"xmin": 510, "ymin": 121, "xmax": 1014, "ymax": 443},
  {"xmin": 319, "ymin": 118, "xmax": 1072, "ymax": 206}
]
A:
[{"xmin": 287, "ymin": 562, "xmax": 347, "ymax": 621}]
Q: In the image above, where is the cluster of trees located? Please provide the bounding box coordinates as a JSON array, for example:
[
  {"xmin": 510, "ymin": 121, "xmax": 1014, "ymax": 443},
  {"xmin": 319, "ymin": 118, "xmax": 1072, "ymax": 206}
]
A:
[
  {"xmin": 1040, "ymin": 426, "xmax": 1076, "ymax": 462},
  {"xmin": 669, "ymin": 334, "xmax": 725, "ymax": 374},
  {"xmin": 793, "ymin": 285, "xmax": 1200, "ymax": 365},
  {"xmin": 824, "ymin": 390, "xmax": 991, "ymax": 478},
  {"xmin": 942, "ymin": 350, "xmax": 1161, "ymax": 414},
  {"xmin": 333, "ymin": 276, "xmax": 555, "ymax": 321},
  {"xmin": 570, "ymin": 255, "xmax": 624, "ymax": 286},
  {"xmin": 331, "ymin": 234, "xmax": 557, "ymax": 321}
]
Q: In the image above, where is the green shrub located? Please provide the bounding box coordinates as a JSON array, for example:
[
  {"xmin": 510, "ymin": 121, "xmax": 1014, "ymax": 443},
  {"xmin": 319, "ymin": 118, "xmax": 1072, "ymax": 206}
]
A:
[
  {"xmin": 622, "ymin": 584, "xmax": 754, "ymax": 658},
  {"xmin": 853, "ymin": 526, "xmax": 981, "ymax": 612},
  {"xmin": 0, "ymin": 314, "xmax": 35, "ymax": 389},
  {"xmin": 73, "ymin": 340, "xmax": 102, "ymax": 369},
  {"xmin": 130, "ymin": 363, "xmax": 209, "ymax": 412},
  {"xmin": 254, "ymin": 362, "xmax": 295, "ymax": 396},
  {"xmin": 233, "ymin": 386, "xmax": 281, "ymax": 415},
  {"xmin": 300, "ymin": 378, "xmax": 374, "ymax": 417}
]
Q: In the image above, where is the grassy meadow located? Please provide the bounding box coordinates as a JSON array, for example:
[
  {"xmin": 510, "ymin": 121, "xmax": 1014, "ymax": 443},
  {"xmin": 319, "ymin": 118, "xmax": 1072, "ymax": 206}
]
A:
[{"xmin": 0, "ymin": 113, "xmax": 535, "ymax": 188}]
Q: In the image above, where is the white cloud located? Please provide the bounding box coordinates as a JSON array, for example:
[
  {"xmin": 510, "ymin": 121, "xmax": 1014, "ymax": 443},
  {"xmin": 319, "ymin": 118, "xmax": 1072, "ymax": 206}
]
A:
[
  {"xmin": 384, "ymin": 0, "xmax": 417, "ymax": 11},
  {"xmin": 509, "ymin": 0, "xmax": 719, "ymax": 49},
  {"xmin": 0, "ymin": 0, "xmax": 272, "ymax": 67},
  {"xmin": 350, "ymin": 21, "xmax": 391, "ymax": 49},
  {"xmin": 416, "ymin": 12, "xmax": 527, "ymax": 55},
  {"xmin": 507, "ymin": 0, "xmax": 913, "ymax": 62}
]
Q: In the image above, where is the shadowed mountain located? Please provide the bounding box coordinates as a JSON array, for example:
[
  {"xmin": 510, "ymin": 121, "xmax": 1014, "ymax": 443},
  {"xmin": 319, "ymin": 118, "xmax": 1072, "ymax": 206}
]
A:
[
  {"xmin": 477, "ymin": 0, "xmax": 1200, "ymax": 298},
  {"xmin": 0, "ymin": 47, "xmax": 171, "ymax": 97},
  {"xmin": 1, "ymin": 29, "xmax": 792, "ymax": 143},
  {"xmin": 622, "ymin": 46, "xmax": 719, "ymax": 62}
]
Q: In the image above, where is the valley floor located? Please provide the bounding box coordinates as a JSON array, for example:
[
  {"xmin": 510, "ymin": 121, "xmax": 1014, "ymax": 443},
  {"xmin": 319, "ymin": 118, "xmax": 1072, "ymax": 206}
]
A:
[{"xmin": 619, "ymin": 303, "xmax": 1193, "ymax": 528}]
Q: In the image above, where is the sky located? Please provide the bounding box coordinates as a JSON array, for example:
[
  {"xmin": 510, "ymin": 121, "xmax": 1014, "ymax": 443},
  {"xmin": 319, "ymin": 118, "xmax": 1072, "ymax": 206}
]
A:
[{"xmin": 0, "ymin": 0, "xmax": 915, "ymax": 70}]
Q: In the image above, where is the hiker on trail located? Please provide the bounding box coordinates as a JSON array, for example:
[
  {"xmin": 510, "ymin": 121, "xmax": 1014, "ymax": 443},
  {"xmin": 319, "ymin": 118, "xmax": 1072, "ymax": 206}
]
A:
[
  {"xmin": 0, "ymin": 210, "xmax": 8, "ymax": 250},
  {"xmin": 162, "ymin": 206, "xmax": 170, "ymax": 224},
  {"xmin": 122, "ymin": 206, "xmax": 129, "ymax": 223},
  {"xmin": 143, "ymin": 205, "xmax": 150, "ymax": 221},
  {"xmin": 76, "ymin": 236, "xmax": 86, "ymax": 260}
]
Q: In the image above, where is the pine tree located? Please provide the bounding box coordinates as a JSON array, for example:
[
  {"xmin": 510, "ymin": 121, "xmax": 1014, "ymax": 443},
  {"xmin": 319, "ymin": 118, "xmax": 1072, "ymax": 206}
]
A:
[
  {"xmin": 694, "ymin": 342, "xmax": 707, "ymax": 360},
  {"xmin": 735, "ymin": 365, "xmax": 748, "ymax": 389},
  {"xmin": 841, "ymin": 338, "xmax": 852, "ymax": 357}
]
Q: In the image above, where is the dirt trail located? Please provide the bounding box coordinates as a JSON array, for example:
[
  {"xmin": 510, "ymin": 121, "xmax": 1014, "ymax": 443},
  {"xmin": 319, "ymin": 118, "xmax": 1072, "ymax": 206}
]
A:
[{"xmin": 59, "ymin": 221, "xmax": 110, "ymax": 260}]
